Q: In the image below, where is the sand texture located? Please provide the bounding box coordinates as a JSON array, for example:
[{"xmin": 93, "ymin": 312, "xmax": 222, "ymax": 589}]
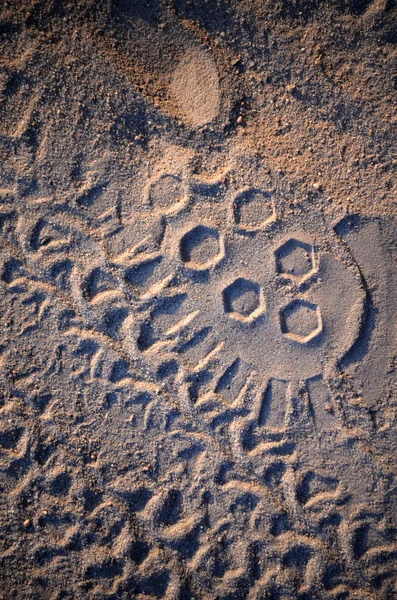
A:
[{"xmin": 0, "ymin": 0, "xmax": 396, "ymax": 598}]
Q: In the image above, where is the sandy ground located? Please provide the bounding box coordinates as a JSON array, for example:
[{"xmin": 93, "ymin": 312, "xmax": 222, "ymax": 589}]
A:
[{"xmin": 0, "ymin": 1, "xmax": 396, "ymax": 598}]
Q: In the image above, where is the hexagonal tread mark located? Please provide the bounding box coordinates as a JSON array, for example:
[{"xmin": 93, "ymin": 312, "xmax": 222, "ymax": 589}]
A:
[
  {"xmin": 147, "ymin": 173, "xmax": 188, "ymax": 215},
  {"xmin": 180, "ymin": 225, "xmax": 224, "ymax": 271},
  {"xmin": 275, "ymin": 237, "xmax": 316, "ymax": 282},
  {"xmin": 232, "ymin": 188, "xmax": 276, "ymax": 232},
  {"xmin": 280, "ymin": 299, "xmax": 322, "ymax": 344},
  {"xmin": 223, "ymin": 277, "xmax": 265, "ymax": 323}
]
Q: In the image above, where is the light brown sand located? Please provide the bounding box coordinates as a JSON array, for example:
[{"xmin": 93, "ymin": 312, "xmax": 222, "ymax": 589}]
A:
[{"xmin": 0, "ymin": 1, "xmax": 396, "ymax": 598}]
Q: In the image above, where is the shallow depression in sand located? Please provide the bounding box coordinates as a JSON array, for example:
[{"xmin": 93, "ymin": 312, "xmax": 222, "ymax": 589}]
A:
[{"xmin": 169, "ymin": 48, "xmax": 221, "ymax": 127}]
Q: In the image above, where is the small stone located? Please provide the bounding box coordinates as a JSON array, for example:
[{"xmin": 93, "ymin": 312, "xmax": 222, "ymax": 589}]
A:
[
  {"xmin": 237, "ymin": 115, "xmax": 243, "ymax": 124},
  {"xmin": 313, "ymin": 182, "xmax": 322, "ymax": 191},
  {"xmin": 23, "ymin": 519, "xmax": 32, "ymax": 528}
]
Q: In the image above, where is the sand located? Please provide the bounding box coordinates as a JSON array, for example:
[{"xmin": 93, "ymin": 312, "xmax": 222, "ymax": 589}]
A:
[{"xmin": 0, "ymin": 0, "xmax": 396, "ymax": 598}]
